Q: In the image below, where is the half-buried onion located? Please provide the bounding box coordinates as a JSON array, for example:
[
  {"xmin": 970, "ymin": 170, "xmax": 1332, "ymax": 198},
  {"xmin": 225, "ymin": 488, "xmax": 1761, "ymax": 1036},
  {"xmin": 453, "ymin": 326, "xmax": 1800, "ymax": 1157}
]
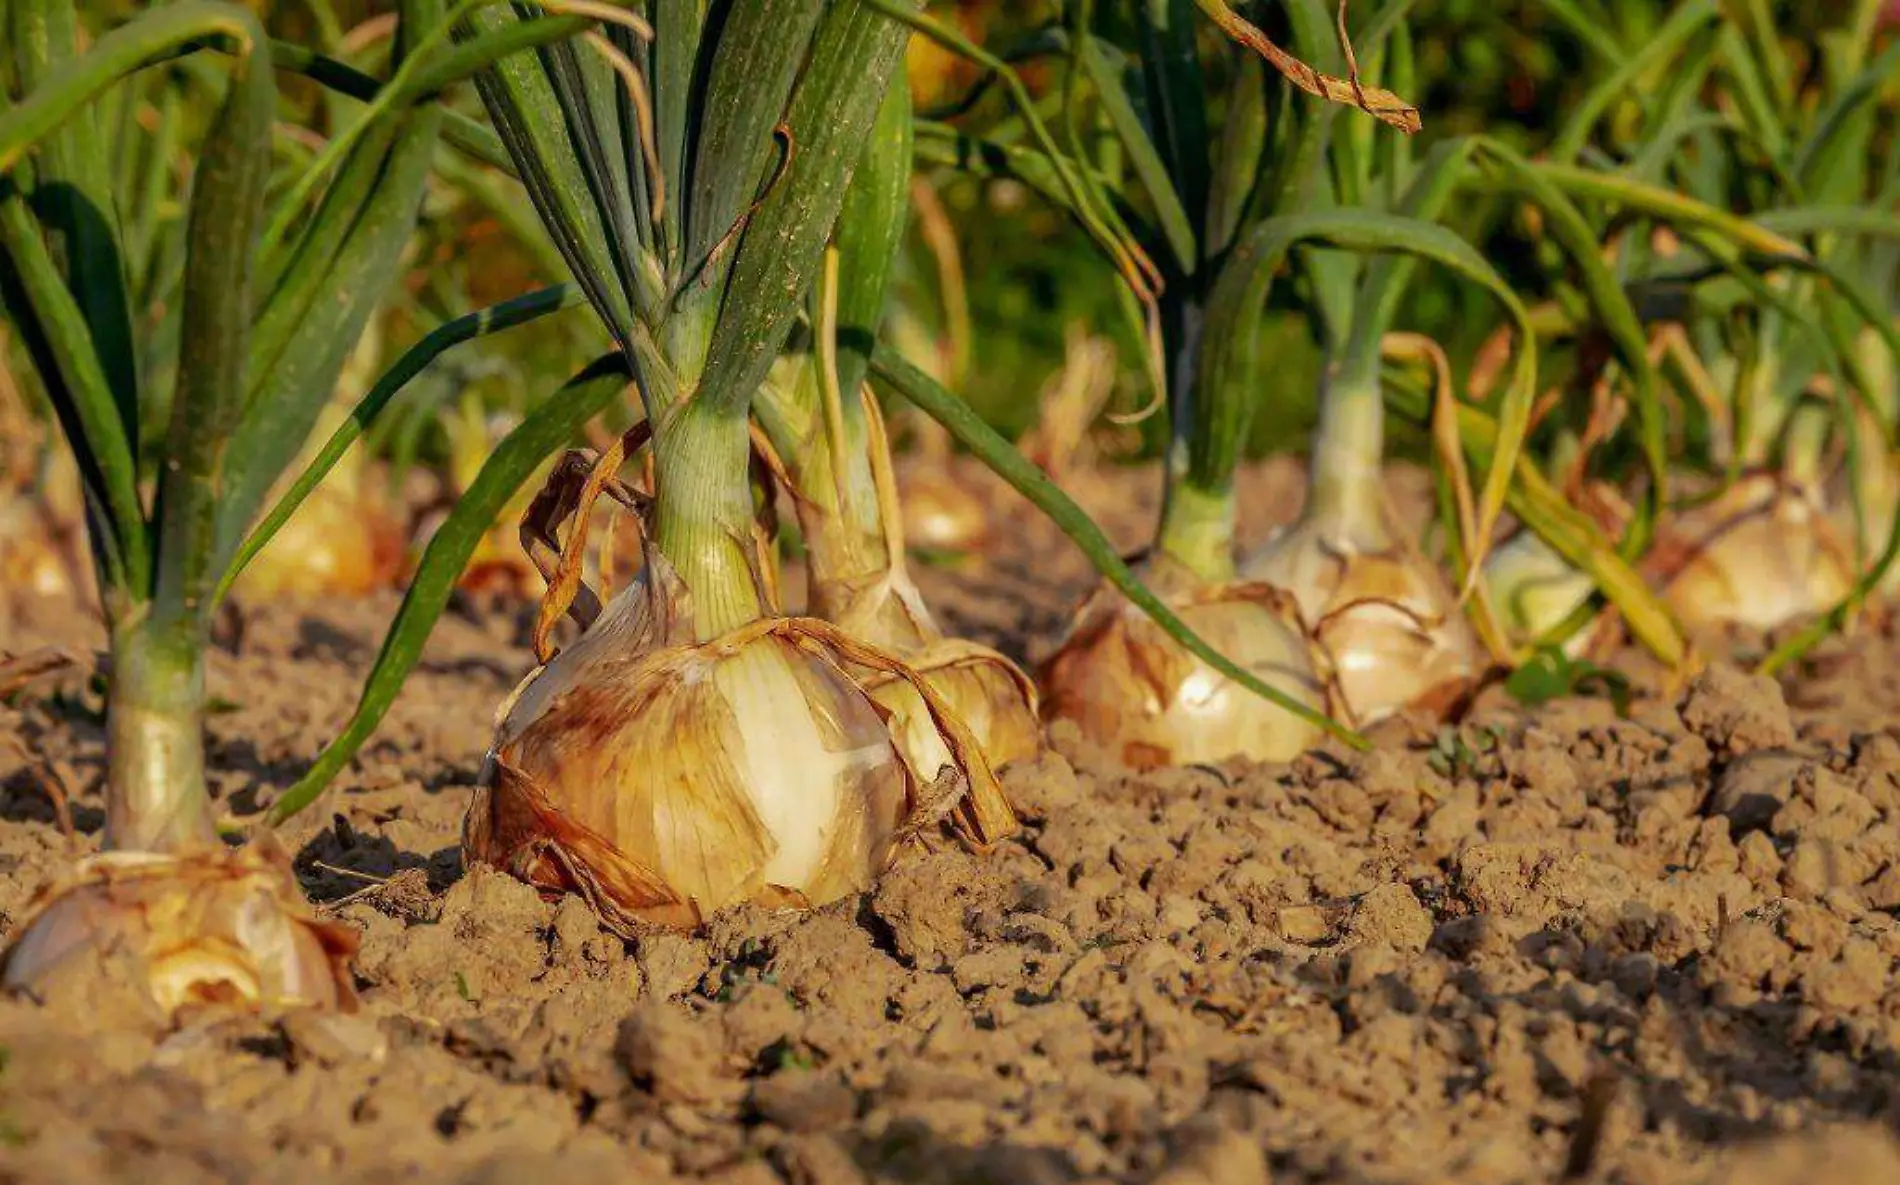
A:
[
  {"xmin": 1040, "ymin": 555, "xmax": 1323, "ymax": 768},
  {"xmin": 1652, "ymin": 472, "xmax": 1855, "ymax": 634},
  {"xmin": 466, "ymin": 542, "xmax": 1017, "ymax": 934},
  {"xmin": 1241, "ymin": 364, "xmax": 1481, "ymax": 726},
  {"xmin": 2, "ymin": 842, "xmax": 357, "ymax": 1022}
]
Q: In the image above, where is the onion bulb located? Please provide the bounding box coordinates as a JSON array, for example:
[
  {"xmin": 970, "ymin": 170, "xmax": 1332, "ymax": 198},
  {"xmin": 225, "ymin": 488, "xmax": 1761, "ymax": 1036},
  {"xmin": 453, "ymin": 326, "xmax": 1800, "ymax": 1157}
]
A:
[
  {"xmin": 235, "ymin": 479, "xmax": 406, "ymax": 601},
  {"xmin": 807, "ymin": 398, "xmax": 1041, "ymax": 774},
  {"xmin": 2, "ymin": 843, "xmax": 357, "ymax": 1024},
  {"xmin": 897, "ymin": 459, "xmax": 990, "ymax": 553},
  {"xmin": 465, "ymin": 550, "xmax": 1016, "ymax": 933},
  {"xmin": 236, "ymin": 397, "xmax": 406, "ymax": 602},
  {"xmin": 1654, "ymin": 473, "xmax": 1854, "ymax": 633},
  {"xmin": 1039, "ymin": 558, "xmax": 1323, "ymax": 769},
  {"xmin": 857, "ymin": 634, "xmax": 1044, "ymax": 781},
  {"xmin": 1482, "ymin": 529, "xmax": 1599, "ymax": 656},
  {"xmin": 1242, "ymin": 514, "xmax": 1480, "ymax": 727},
  {"xmin": 0, "ymin": 498, "xmax": 75, "ymax": 601}
]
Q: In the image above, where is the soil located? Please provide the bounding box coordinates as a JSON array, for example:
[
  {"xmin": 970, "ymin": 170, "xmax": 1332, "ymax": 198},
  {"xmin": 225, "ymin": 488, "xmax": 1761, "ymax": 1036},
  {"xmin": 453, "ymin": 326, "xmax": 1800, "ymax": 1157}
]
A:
[{"xmin": 4, "ymin": 458, "xmax": 1900, "ymax": 1183}]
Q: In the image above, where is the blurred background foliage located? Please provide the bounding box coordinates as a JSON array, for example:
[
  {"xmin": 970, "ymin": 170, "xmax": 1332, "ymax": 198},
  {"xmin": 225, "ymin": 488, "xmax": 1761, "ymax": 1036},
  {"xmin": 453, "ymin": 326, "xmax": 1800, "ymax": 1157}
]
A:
[{"xmin": 11, "ymin": 0, "xmax": 1895, "ymax": 481}]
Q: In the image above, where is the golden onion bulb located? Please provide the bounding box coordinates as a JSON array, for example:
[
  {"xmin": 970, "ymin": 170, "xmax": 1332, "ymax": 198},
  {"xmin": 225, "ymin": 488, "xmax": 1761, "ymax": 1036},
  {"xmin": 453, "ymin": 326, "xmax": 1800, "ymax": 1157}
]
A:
[
  {"xmin": 236, "ymin": 481, "xmax": 405, "ymax": 602},
  {"xmin": 1039, "ymin": 563, "xmax": 1323, "ymax": 769},
  {"xmin": 822, "ymin": 571, "xmax": 1044, "ymax": 775},
  {"xmin": 467, "ymin": 560, "xmax": 1016, "ymax": 933},
  {"xmin": 0, "ymin": 499, "xmax": 76, "ymax": 601},
  {"xmin": 1482, "ymin": 529, "xmax": 1598, "ymax": 656},
  {"xmin": 1656, "ymin": 474, "xmax": 1854, "ymax": 633},
  {"xmin": 865, "ymin": 642, "xmax": 1044, "ymax": 779},
  {"xmin": 1242, "ymin": 516, "xmax": 1480, "ymax": 726},
  {"xmin": 1, "ymin": 844, "xmax": 357, "ymax": 1024},
  {"xmin": 897, "ymin": 461, "xmax": 989, "ymax": 553}
]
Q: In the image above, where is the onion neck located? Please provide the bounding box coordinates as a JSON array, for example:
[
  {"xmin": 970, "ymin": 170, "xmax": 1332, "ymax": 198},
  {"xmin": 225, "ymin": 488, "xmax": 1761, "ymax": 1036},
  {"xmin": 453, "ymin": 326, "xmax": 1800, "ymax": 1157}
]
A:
[
  {"xmin": 1736, "ymin": 351, "xmax": 1786, "ymax": 470},
  {"xmin": 800, "ymin": 429, "xmax": 937, "ymax": 652},
  {"xmin": 1304, "ymin": 365, "xmax": 1390, "ymax": 549},
  {"xmin": 1156, "ymin": 460, "xmax": 1237, "ymax": 585},
  {"xmin": 105, "ymin": 613, "xmax": 217, "ymax": 853},
  {"xmin": 651, "ymin": 402, "xmax": 765, "ymax": 640},
  {"xmin": 754, "ymin": 357, "xmax": 937, "ymax": 652}
]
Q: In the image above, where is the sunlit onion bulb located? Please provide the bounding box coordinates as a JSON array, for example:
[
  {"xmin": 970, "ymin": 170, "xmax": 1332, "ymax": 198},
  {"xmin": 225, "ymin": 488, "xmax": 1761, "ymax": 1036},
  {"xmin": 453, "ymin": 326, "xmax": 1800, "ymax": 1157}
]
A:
[
  {"xmin": 236, "ymin": 481, "xmax": 405, "ymax": 601},
  {"xmin": 1657, "ymin": 474, "xmax": 1854, "ymax": 633},
  {"xmin": 1, "ymin": 846, "xmax": 357, "ymax": 1022},
  {"xmin": 868, "ymin": 644, "xmax": 1044, "ymax": 780},
  {"xmin": 1243, "ymin": 517, "xmax": 1480, "ymax": 726},
  {"xmin": 467, "ymin": 563, "xmax": 1010, "ymax": 933},
  {"xmin": 897, "ymin": 462, "xmax": 989, "ymax": 553},
  {"xmin": 1040, "ymin": 565, "xmax": 1323, "ymax": 769},
  {"xmin": 820, "ymin": 568, "xmax": 1044, "ymax": 776},
  {"xmin": 0, "ymin": 500, "xmax": 74, "ymax": 600},
  {"xmin": 1482, "ymin": 530, "xmax": 1597, "ymax": 656}
]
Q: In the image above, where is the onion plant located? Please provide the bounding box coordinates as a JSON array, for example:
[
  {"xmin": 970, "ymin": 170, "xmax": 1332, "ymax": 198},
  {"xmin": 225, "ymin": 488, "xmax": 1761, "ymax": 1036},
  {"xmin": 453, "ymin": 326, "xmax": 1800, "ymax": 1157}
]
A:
[
  {"xmin": 892, "ymin": 0, "xmax": 1551, "ymax": 758},
  {"xmin": 406, "ymin": 0, "xmax": 1042, "ymax": 933},
  {"xmin": 1472, "ymin": 0, "xmax": 1900, "ymax": 666},
  {"xmin": 1234, "ymin": 14, "xmax": 1502, "ymax": 727},
  {"xmin": 242, "ymin": 0, "xmax": 1374, "ymax": 932},
  {"xmin": 0, "ymin": 0, "xmax": 584, "ymax": 1020}
]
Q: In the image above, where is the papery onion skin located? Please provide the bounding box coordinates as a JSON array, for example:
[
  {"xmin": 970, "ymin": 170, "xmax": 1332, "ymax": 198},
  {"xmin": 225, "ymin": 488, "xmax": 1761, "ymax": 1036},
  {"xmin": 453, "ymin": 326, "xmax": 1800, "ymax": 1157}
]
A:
[
  {"xmin": 869, "ymin": 646, "xmax": 1044, "ymax": 781},
  {"xmin": 1, "ymin": 844, "xmax": 358, "ymax": 1025},
  {"xmin": 1243, "ymin": 518, "xmax": 1480, "ymax": 727},
  {"xmin": 1655, "ymin": 475, "xmax": 1855, "ymax": 634},
  {"xmin": 467, "ymin": 570, "xmax": 972, "ymax": 934},
  {"xmin": 1040, "ymin": 569, "xmax": 1323, "ymax": 769}
]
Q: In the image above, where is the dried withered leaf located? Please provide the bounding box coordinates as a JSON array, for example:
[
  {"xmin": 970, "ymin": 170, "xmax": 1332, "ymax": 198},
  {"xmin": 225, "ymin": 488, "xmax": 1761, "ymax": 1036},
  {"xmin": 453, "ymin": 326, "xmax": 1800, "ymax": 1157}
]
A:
[{"xmin": 1196, "ymin": 0, "xmax": 1422, "ymax": 134}]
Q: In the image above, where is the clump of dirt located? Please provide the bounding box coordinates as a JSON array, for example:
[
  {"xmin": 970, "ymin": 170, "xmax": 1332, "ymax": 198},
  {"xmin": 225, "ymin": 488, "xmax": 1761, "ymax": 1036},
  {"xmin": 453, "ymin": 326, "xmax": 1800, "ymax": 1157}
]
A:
[{"xmin": 4, "ymin": 461, "xmax": 1900, "ymax": 1182}]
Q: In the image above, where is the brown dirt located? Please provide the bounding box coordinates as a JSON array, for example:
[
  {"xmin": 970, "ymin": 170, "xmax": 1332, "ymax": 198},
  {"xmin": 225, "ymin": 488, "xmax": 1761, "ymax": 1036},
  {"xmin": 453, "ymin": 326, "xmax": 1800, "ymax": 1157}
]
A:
[{"xmin": 4, "ymin": 459, "xmax": 1900, "ymax": 1183}]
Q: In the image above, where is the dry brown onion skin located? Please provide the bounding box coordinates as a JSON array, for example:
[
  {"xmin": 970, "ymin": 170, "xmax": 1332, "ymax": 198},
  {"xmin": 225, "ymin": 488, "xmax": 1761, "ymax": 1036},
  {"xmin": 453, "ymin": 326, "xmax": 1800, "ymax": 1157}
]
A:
[
  {"xmin": 866, "ymin": 643, "xmax": 1045, "ymax": 777},
  {"xmin": 0, "ymin": 843, "xmax": 358, "ymax": 1026},
  {"xmin": 467, "ymin": 559, "xmax": 1017, "ymax": 934},
  {"xmin": 1039, "ymin": 565, "xmax": 1324, "ymax": 769},
  {"xmin": 1243, "ymin": 519, "xmax": 1481, "ymax": 727},
  {"xmin": 1654, "ymin": 474, "xmax": 1855, "ymax": 634}
]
